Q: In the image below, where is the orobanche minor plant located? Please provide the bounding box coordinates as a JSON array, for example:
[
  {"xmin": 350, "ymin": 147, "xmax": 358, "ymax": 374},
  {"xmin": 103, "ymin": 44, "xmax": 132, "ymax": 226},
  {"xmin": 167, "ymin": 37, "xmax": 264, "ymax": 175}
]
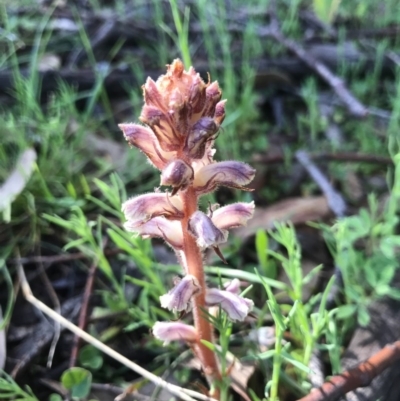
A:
[{"xmin": 119, "ymin": 60, "xmax": 255, "ymax": 396}]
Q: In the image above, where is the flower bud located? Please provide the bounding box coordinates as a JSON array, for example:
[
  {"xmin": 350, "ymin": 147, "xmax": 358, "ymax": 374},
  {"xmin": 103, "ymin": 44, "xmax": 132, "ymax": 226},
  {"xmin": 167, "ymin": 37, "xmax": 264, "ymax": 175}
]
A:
[
  {"xmin": 169, "ymin": 89, "xmax": 190, "ymax": 135},
  {"xmin": 125, "ymin": 217, "xmax": 183, "ymax": 250},
  {"xmin": 189, "ymin": 74, "xmax": 207, "ymax": 117},
  {"xmin": 143, "ymin": 77, "xmax": 165, "ymax": 111},
  {"xmin": 184, "ymin": 117, "xmax": 219, "ymax": 159},
  {"xmin": 188, "ymin": 211, "xmax": 227, "ymax": 248},
  {"xmin": 214, "ymin": 100, "xmax": 226, "ymax": 125},
  {"xmin": 140, "ymin": 105, "xmax": 181, "ymax": 152},
  {"xmin": 160, "ymin": 159, "xmax": 194, "ymax": 195},
  {"xmin": 119, "ymin": 123, "xmax": 174, "ymax": 170},
  {"xmin": 203, "ymin": 81, "xmax": 222, "ymax": 117},
  {"xmin": 122, "ymin": 193, "xmax": 183, "ymax": 227},
  {"xmin": 160, "ymin": 275, "xmax": 200, "ymax": 312},
  {"xmin": 206, "ymin": 288, "xmax": 253, "ymax": 321},
  {"xmin": 153, "ymin": 321, "xmax": 198, "ymax": 345},
  {"xmin": 211, "ymin": 202, "xmax": 255, "ymax": 231},
  {"xmin": 193, "ymin": 161, "xmax": 256, "ymax": 195},
  {"xmin": 224, "ymin": 278, "xmax": 241, "ymax": 295}
]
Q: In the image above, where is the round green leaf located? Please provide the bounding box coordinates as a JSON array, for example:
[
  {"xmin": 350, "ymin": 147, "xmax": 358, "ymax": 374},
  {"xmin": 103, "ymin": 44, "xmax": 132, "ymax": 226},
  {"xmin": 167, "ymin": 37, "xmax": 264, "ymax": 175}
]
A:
[
  {"xmin": 79, "ymin": 345, "xmax": 103, "ymax": 370},
  {"xmin": 61, "ymin": 367, "xmax": 92, "ymax": 399}
]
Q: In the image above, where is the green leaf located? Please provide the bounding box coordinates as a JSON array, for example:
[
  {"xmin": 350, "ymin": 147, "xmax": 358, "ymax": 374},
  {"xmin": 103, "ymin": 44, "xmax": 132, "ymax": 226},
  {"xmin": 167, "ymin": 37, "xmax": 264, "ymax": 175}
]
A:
[
  {"xmin": 78, "ymin": 345, "xmax": 103, "ymax": 370},
  {"xmin": 281, "ymin": 351, "xmax": 312, "ymax": 374},
  {"xmin": 335, "ymin": 304, "xmax": 357, "ymax": 320},
  {"xmin": 49, "ymin": 394, "xmax": 63, "ymax": 401},
  {"xmin": 255, "ymin": 229, "xmax": 268, "ymax": 269},
  {"xmin": 61, "ymin": 367, "xmax": 92, "ymax": 399},
  {"xmin": 256, "ymin": 349, "xmax": 275, "ymax": 360},
  {"xmin": 358, "ymin": 306, "xmax": 370, "ymax": 327}
]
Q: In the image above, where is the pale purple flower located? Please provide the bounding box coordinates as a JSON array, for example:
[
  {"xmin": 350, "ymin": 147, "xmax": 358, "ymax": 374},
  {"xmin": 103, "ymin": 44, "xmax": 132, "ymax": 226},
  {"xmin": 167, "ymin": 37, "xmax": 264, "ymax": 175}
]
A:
[
  {"xmin": 188, "ymin": 211, "xmax": 227, "ymax": 248},
  {"xmin": 160, "ymin": 159, "xmax": 194, "ymax": 195},
  {"xmin": 193, "ymin": 161, "xmax": 255, "ymax": 195},
  {"xmin": 206, "ymin": 288, "xmax": 253, "ymax": 321},
  {"xmin": 160, "ymin": 275, "xmax": 200, "ymax": 312},
  {"xmin": 153, "ymin": 321, "xmax": 198, "ymax": 345},
  {"xmin": 119, "ymin": 123, "xmax": 175, "ymax": 170},
  {"xmin": 223, "ymin": 278, "xmax": 241, "ymax": 295},
  {"xmin": 125, "ymin": 217, "xmax": 183, "ymax": 250},
  {"xmin": 211, "ymin": 202, "xmax": 255, "ymax": 231},
  {"xmin": 122, "ymin": 193, "xmax": 183, "ymax": 227}
]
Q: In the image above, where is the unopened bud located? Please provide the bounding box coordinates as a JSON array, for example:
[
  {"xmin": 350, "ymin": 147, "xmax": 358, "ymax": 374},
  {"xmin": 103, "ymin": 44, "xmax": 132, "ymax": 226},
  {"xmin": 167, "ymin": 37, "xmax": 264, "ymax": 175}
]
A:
[
  {"xmin": 143, "ymin": 77, "xmax": 165, "ymax": 111},
  {"xmin": 140, "ymin": 105, "xmax": 181, "ymax": 152},
  {"xmin": 214, "ymin": 100, "xmax": 226, "ymax": 125},
  {"xmin": 203, "ymin": 82, "xmax": 222, "ymax": 117},
  {"xmin": 189, "ymin": 74, "xmax": 207, "ymax": 115}
]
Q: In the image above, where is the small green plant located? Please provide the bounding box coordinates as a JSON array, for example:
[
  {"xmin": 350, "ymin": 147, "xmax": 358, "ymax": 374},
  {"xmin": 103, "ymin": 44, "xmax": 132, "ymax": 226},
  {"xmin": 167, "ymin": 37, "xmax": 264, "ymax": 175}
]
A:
[
  {"xmin": 253, "ymin": 223, "xmax": 337, "ymax": 398},
  {"xmin": 325, "ymin": 151, "xmax": 400, "ymax": 326},
  {"xmin": 0, "ymin": 371, "xmax": 39, "ymax": 401}
]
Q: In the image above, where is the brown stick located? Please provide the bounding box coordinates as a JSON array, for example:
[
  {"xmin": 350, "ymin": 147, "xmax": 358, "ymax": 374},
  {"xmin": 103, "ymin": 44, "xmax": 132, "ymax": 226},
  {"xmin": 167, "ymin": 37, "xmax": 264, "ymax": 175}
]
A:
[
  {"xmin": 296, "ymin": 340, "xmax": 400, "ymax": 401},
  {"xmin": 180, "ymin": 187, "xmax": 221, "ymax": 396},
  {"xmin": 69, "ymin": 261, "xmax": 98, "ymax": 367},
  {"xmin": 259, "ymin": 25, "xmax": 368, "ymax": 118},
  {"xmin": 296, "ymin": 150, "xmax": 347, "ymax": 218}
]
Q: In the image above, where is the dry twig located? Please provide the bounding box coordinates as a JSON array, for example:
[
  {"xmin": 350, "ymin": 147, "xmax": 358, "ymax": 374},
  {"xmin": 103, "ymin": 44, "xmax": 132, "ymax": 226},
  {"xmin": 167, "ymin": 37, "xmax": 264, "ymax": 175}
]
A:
[
  {"xmin": 258, "ymin": 16, "xmax": 368, "ymax": 118},
  {"xmin": 69, "ymin": 261, "xmax": 98, "ymax": 367},
  {"xmin": 16, "ymin": 263, "xmax": 217, "ymax": 401}
]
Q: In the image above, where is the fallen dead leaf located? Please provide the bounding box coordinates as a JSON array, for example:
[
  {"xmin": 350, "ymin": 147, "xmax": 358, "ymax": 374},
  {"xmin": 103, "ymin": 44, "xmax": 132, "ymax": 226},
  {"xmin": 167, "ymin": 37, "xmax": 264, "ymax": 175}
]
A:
[
  {"xmin": 234, "ymin": 196, "xmax": 331, "ymax": 239},
  {"xmin": 0, "ymin": 149, "xmax": 37, "ymax": 218}
]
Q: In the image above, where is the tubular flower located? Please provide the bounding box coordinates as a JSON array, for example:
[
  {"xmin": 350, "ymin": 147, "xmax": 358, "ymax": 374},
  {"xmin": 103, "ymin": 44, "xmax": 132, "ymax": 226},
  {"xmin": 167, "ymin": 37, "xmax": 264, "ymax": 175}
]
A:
[
  {"xmin": 188, "ymin": 211, "xmax": 227, "ymax": 248},
  {"xmin": 160, "ymin": 159, "xmax": 194, "ymax": 195},
  {"xmin": 122, "ymin": 193, "xmax": 183, "ymax": 227},
  {"xmin": 119, "ymin": 123, "xmax": 174, "ymax": 170},
  {"xmin": 160, "ymin": 275, "xmax": 200, "ymax": 312},
  {"xmin": 224, "ymin": 278, "xmax": 241, "ymax": 294},
  {"xmin": 206, "ymin": 288, "xmax": 254, "ymax": 322},
  {"xmin": 153, "ymin": 322, "xmax": 199, "ymax": 345},
  {"xmin": 193, "ymin": 161, "xmax": 256, "ymax": 195},
  {"xmin": 211, "ymin": 202, "xmax": 255, "ymax": 231},
  {"xmin": 121, "ymin": 60, "xmax": 256, "ymax": 377},
  {"xmin": 124, "ymin": 217, "xmax": 183, "ymax": 250}
]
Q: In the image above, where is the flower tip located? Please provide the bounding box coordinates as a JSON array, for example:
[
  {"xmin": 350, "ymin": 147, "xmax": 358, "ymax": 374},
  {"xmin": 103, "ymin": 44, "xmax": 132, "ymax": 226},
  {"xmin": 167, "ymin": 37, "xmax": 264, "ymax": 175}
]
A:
[
  {"xmin": 206, "ymin": 288, "xmax": 253, "ymax": 321},
  {"xmin": 159, "ymin": 274, "xmax": 200, "ymax": 312},
  {"xmin": 153, "ymin": 321, "xmax": 198, "ymax": 345}
]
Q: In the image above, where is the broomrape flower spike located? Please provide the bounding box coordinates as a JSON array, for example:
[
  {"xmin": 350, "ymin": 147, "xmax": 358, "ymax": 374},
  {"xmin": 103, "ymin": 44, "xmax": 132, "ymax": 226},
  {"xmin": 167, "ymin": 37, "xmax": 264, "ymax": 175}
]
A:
[{"xmin": 120, "ymin": 60, "xmax": 255, "ymax": 397}]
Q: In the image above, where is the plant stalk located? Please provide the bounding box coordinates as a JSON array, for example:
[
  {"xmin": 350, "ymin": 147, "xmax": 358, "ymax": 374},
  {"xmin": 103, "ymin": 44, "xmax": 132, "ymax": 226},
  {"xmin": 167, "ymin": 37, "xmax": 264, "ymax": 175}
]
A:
[{"xmin": 180, "ymin": 186, "xmax": 221, "ymax": 395}]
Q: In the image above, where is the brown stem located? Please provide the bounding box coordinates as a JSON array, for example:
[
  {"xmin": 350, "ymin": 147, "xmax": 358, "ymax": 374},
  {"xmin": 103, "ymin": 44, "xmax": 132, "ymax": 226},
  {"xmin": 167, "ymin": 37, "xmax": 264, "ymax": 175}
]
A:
[
  {"xmin": 296, "ymin": 340, "xmax": 400, "ymax": 401},
  {"xmin": 180, "ymin": 186, "xmax": 221, "ymax": 396}
]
